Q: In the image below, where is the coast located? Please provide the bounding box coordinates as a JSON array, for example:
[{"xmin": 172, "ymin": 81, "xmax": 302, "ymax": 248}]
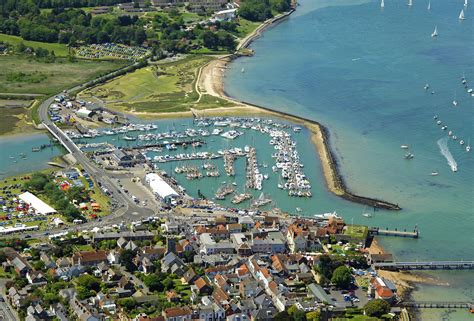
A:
[{"xmin": 368, "ymin": 240, "xmax": 448, "ymax": 300}]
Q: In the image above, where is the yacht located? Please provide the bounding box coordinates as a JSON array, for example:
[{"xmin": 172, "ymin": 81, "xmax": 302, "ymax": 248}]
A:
[
  {"xmin": 459, "ymin": 9, "xmax": 465, "ymax": 20},
  {"xmin": 424, "ymin": 83, "xmax": 430, "ymax": 90},
  {"xmin": 400, "ymin": 145, "xmax": 409, "ymax": 149},
  {"xmin": 452, "ymin": 99, "xmax": 458, "ymax": 107},
  {"xmin": 437, "ymin": 120, "xmax": 442, "ymax": 125},
  {"xmin": 430, "ymin": 171, "xmax": 439, "ymax": 176},
  {"xmin": 123, "ymin": 135, "xmax": 136, "ymax": 141},
  {"xmin": 241, "ymin": 68, "xmax": 245, "ymax": 73},
  {"xmin": 362, "ymin": 206, "xmax": 372, "ymax": 218},
  {"xmin": 431, "ymin": 26, "xmax": 438, "ymax": 37},
  {"xmin": 381, "ymin": 0, "xmax": 384, "ymax": 8},
  {"xmin": 404, "ymin": 152, "xmax": 414, "ymax": 159},
  {"xmin": 465, "ymin": 0, "xmax": 468, "ymax": 6},
  {"xmin": 459, "ymin": 140, "xmax": 465, "ymax": 145},
  {"xmin": 427, "ymin": 0, "xmax": 431, "ymax": 10},
  {"xmin": 433, "ymin": 115, "xmax": 438, "ymax": 120},
  {"xmin": 314, "ymin": 211, "xmax": 341, "ymax": 220},
  {"xmin": 408, "ymin": 0, "xmax": 413, "ymax": 6}
]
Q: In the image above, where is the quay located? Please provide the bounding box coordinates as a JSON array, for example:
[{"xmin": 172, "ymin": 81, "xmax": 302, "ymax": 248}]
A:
[
  {"xmin": 374, "ymin": 260, "xmax": 474, "ymax": 271},
  {"xmin": 47, "ymin": 162, "xmax": 66, "ymax": 168},
  {"xmin": 400, "ymin": 301, "xmax": 473, "ymax": 309},
  {"xmin": 128, "ymin": 139, "xmax": 205, "ymax": 150},
  {"xmin": 369, "ymin": 227, "xmax": 419, "ymax": 238}
]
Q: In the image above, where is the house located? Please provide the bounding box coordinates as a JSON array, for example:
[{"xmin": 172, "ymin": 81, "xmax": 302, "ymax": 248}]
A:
[
  {"xmin": 71, "ymin": 250, "xmax": 108, "ymax": 266},
  {"xmin": 111, "ymin": 148, "xmax": 145, "ymax": 167},
  {"xmin": 226, "ymin": 223, "xmax": 242, "ymax": 234},
  {"xmin": 182, "ymin": 268, "xmax": 198, "ymax": 285},
  {"xmin": 368, "ymin": 253, "xmax": 394, "ymax": 265},
  {"xmin": 26, "ymin": 271, "xmax": 47, "ymax": 285},
  {"xmin": 193, "ymin": 277, "xmax": 213, "ymax": 296},
  {"xmin": 251, "ymin": 232, "xmax": 286, "ymax": 254},
  {"xmin": 9, "ymin": 256, "xmax": 32, "ymax": 276},
  {"xmin": 162, "ymin": 306, "xmax": 192, "ymax": 321},
  {"xmin": 135, "ymin": 255, "xmax": 154, "ymax": 274},
  {"xmin": 40, "ymin": 252, "xmax": 57, "ymax": 269},
  {"xmin": 369, "ymin": 277, "xmax": 395, "ymax": 303},
  {"xmin": 92, "ymin": 231, "xmax": 155, "ymax": 243},
  {"xmin": 187, "ymin": 0, "xmax": 229, "ymax": 13},
  {"xmin": 55, "ymin": 265, "xmax": 85, "ymax": 281},
  {"xmin": 287, "ymin": 224, "xmax": 322, "ymax": 253},
  {"xmin": 161, "ymin": 252, "xmax": 186, "ymax": 276},
  {"xmin": 163, "ymin": 221, "xmax": 179, "ymax": 233},
  {"xmin": 107, "ymin": 250, "xmax": 121, "ymax": 265}
]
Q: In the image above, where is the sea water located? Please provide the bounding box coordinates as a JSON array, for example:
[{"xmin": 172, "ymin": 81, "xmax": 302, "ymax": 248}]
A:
[
  {"xmin": 224, "ymin": 0, "xmax": 474, "ymax": 318},
  {"xmin": 0, "ymin": 134, "xmax": 62, "ymax": 179}
]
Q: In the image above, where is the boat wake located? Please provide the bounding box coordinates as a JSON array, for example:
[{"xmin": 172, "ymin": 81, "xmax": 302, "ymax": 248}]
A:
[{"xmin": 437, "ymin": 137, "xmax": 457, "ymax": 172}]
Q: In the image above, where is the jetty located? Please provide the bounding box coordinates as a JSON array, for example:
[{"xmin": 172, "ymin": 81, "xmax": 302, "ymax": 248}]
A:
[
  {"xmin": 368, "ymin": 227, "xmax": 419, "ymax": 238},
  {"xmin": 130, "ymin": 139, "xmax": 204, "ymax": 150},
  {"xmin": 374, "ymin": 260, "xmax": 474, "ymax": 271},
  {"xmin": 400, "ymin": 301, "xmax": 473, "ymax": 309}
]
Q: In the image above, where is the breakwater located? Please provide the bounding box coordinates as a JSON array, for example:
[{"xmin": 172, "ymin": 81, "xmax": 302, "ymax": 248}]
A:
[{"xmin": 236, "ymin": 100, "xmax": 402, "ymax": 210}]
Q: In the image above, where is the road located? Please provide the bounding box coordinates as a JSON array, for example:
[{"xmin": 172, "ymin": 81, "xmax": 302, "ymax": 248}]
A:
[
  {"xmin": 7, "ymin": 61, "xmax": 157, "ymax": 240},
  {"xmin": 0, "ymin": 280, "xmax": 18, "ymax": 321}
]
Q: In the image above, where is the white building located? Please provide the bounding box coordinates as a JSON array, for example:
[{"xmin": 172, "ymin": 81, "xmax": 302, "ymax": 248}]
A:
[
  {"xmin": 145, "ymin": 173, "xmax": 179, "ymax": 204},
  {"xmin": 19, "ymin": 192, "xmax": 57, "ymax": 215}
]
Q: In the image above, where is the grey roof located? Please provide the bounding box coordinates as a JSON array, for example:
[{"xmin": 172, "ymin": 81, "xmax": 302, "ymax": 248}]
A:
[{"xmin": 308, "ymin": 283, "xmax": 332, "ymax": 303}]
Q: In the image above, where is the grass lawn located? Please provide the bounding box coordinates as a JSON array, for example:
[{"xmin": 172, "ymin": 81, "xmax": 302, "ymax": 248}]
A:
[
  {"xmin": 344, "ymin": 225, "xmax": 369, "ymax": 240},
  {"xmin": 235, "ymin": 18, "xmax": 261, "ymax": 38},
  {"xmin": 0, "ymin": 34, "xmax": 69, "ymax": 57},
  {"xmin": 79, "ymin": 55, "xmax": 235, "ymax": 114},
  {"xmin": 0, "ymin": 55, "xmax": 127, "ymax": 96}
]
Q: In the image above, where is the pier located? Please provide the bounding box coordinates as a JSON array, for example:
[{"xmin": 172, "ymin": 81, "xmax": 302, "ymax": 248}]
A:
[
  {"xmin": 128, "ymin": 139, "xmax": 205, "ymax": 150},
  {"xmin": 369, "ymin": 227, "xmax": 419, "ymax": 238},
  {"xmin": 400, "ymin": 301, "xmax": 473, "ymax": 309},
  {"xmin": 374, "ymin": 260, "xmax": 474, "ymax": 271}
]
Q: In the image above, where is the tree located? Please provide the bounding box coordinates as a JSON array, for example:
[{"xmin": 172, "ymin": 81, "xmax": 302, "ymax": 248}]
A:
[
  {"xmin": 76, "ymin": 274, "xmax": 101, "ymax": 292},
  {"xmin": 331, "ymin": 266, "xmax": 352, "ymax": 289},
  {"xmin": 364, "ymin": 299, "xmax": 391, "ymax": 317},
  {"xmin": 202, "ymin": 30, "xmax": 219, "ymax": 49},
  {"xmin": 288, "ymin": 305, "xmax": 307, "ymax": 321},
  {"xmin": 118, "ymin": 297, "xmax": 137, "ymax": 312},
  {"xmin": 274, "ymin": 310, "xmax": 291, "ymax": 321},
  {"xmin": 143, "ymin": 274, "xmax": 163, "ymax": 292},
  {"xmin": 121, "ymin": 249, "xmax": 137, "ymax": 272},
  {"xmin": 306, "ymin": 311, "xmax": 320, "ymax": 321}
]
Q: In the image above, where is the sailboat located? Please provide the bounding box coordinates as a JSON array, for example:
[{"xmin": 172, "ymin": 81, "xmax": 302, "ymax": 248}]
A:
[
  {"xmin": 464, "ymin": 0, "xmax": 468, "ymax": 7},
  {"xmin": 381, "ymin": 0, "xmax": 385, "ymax": 8},
  {"xmin": 241, "ymin": 68, "xmax": 245, "ymax": 73},
  {"xmin": 431, "ymin": 26, "xmax": 438, "ymax": 37},
  {"xmin": 459, "ymin": 9, "xmax": 465, "ymax": 20},
  {"xmin": 362, "ymin": 206, "xmax": 372, "ymax": 218},
  {"xmin": 452, "ymin": 92, "xmax": 458, "ymax": 106},
  {"xmin": 427, "ymin": 0, "xmax": 431, "ymax": 10},
  {"xmin": 408, "ymin": 0, "xmax": 413, "ymax": 6},
  {"xmin": 466, "ymin": 139, "xmax": 471, "ymax": 152}
]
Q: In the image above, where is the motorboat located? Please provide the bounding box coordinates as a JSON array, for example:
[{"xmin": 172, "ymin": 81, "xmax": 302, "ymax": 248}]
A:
[
  {"xmin": 424, "ymin": 83, "xmax": 430, "ymax": 90},
  {"xmin": 430, "ymin": 171, "xmax": 439, "ymax": 176},
  {"xmin": 400, "ymin": 145, "xmax": 409, "ymax": 149},
  {"xmin": 404, "ymin": 152, "xmax": 414, "ymax": 159},
  {"xmin": 314, "ymin": 211, "xmax": 341, "ymax": 220}
]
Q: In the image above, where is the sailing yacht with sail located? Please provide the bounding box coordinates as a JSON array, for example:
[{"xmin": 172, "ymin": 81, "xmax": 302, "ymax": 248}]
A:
[
  {"xmin": 459, "ymin": 9, "xmax": 465, "ymax": 20},
  {"xmin": 381, "ymin": 0, "xmax": 384, "ymax": 8},
  {"xmin": 408, "ymin": 0, "xmax": 413, "ymax": 6},
  {"xmin": 427, "ymin": 0, "xmax": 431, "ymax": 10},
  {"xmin": 431, "ymin": 26, "xmax": 438, "ymax": 37},
  {"xmin": 464, "ymin": 0, "xmax": 468, "ymax": 7}
]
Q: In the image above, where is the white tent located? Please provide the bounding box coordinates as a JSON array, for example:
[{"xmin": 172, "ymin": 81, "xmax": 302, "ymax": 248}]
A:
[
  {"xmin": 145, "ymin": 173, "xmax": 179, "ymax": 202},
  {"xmin": 19, "ymin": 192, "xmax": 57, "ymax": 215}
]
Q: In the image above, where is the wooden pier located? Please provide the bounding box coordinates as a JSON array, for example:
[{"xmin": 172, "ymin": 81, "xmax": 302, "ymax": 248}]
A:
[
  {"xmin": 401, "ymin": 301, "xmax": 473, "ymax": 309},
  {"xmin": 128, "ymin": 139, "xmax": 205, "ymax": 150},
  {"xmin": 374, "ymin": 260, "xmax": 474, "ymax": 271},
  {"xmin": 369, "ymin": 226, "xmax": 419, "ymax": 238}
]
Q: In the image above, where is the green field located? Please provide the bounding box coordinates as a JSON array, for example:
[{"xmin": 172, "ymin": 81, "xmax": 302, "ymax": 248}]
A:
[
  {"xmin": 343, "ymin": 225, "xmax": 369, "ymax": 240},
  {"xmin": 0, "ymin": 34, "xmax": 70, "ymax": 57},
  {"xmin": 79, "ymin": 55, "xmax": 235, "ymax": 114},
  {"xmin": 0, "ymin": 107, "xmax": 30, "ymax": 136},
  {"xmin": 235, "ymin": 18, "xmax": 261, "ymax": 38},
  {"xmin": 0, "ymin": 55, "xmax": 127, "ymax": 96}
]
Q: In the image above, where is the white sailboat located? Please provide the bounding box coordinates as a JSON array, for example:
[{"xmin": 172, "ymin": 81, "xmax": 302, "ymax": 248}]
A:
[
  {"xmin": 362, "ymin": 206, "xmax": 372, "ymax": 218},
  {"xmin": 459, "ymin": 9, "xmax": 465, "ymax": 20},
  {"xmin": 466, "ymin": 139, "xmax": 471, "ymax": 152},
  {"xmin": 408, "ymin": 0, "xmax": 413, "ymax": 6},
  {"xmin": 431, "ymin": 26, "xmax": 438, "ymax": 37},
  {"xmin": 427, "ymin": 0, "xmax": 431, "ymax": 10},
  {"xmin": 464, "ymin": 0, "xmax": 468, "ymax": 7},
  {"xmin": 452, "ymin": 92, "xmax": 458, "ymax": 106},
  {"xmin": 381, "ymin": 0, "xmax": 385, "ymax": 8}
]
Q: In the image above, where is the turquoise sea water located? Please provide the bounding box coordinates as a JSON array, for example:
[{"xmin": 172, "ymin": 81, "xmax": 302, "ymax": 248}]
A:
[
  {"xmin": 0, "ymin": 134, "xmax": 62, "ymax": 179},
  {"xmin": 224, "ymin": 0, "xmax": 474, "ymax": 318}
]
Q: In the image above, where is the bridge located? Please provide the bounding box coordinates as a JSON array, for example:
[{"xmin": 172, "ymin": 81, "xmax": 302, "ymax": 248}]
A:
[
  {"xmin": 401, "ymin": 301, "xmax": 473, "ymax": 309},
  {"xmin": 43, "ymin": 122, "xmax": 80, "ymax": 155},
  {"xmin": 374, "ymin": 260, "xmax": 474, "ymax": 270}
]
